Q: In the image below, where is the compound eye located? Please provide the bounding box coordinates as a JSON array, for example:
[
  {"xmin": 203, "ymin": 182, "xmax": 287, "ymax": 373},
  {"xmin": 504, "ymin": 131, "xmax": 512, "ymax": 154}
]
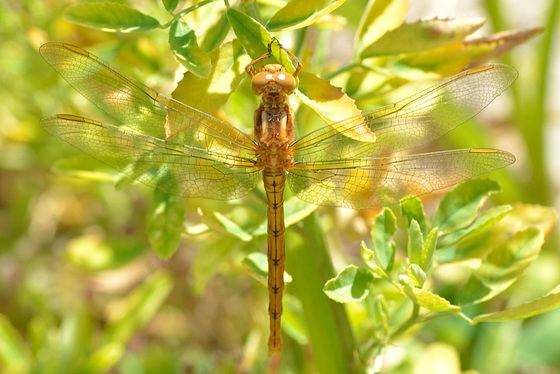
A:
[
  {"xmin": 273, "ymin": 72, "xmax": 296, "ymax": 93},
  {"xmin": 252, "ymin": 71, "xmax": 273, "ymax": 93}
]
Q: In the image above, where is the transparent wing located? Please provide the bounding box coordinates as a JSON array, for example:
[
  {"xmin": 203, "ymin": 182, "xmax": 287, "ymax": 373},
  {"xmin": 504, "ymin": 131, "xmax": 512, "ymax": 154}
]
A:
[
  {"xmin": 288, "ymin": 149, "xmax": 515, "ymax": 209},
  {"xmin": 40, "ymin": 115, "xmax": 260, "ymax": 200},
  {"xmin": 292, "ymin": 64, "xmax": 518, "ymax": 161},
  {"xmin": 39, "ymin": 42, "xmax": 257, "ymax": 159}
]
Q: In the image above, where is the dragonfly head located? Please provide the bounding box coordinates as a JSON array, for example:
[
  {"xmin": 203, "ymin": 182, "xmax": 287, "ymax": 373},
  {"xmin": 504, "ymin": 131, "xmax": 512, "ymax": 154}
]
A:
[{"xmin": 251, "ymin": 64, "xmax": 297, "ymax": 96}]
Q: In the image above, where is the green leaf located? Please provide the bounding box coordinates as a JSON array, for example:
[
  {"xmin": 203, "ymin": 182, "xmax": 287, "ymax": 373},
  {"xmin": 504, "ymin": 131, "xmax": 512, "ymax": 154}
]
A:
[
  {"xmin": 355, "ymin": 0, "xmax": 409, "ymax": 55},
  {"xmin": 407, "ymin": 219, "xmax": 424, "ymax": 267},
  {"xmin": 370, "ymin": 208, "xmax": 396, "ymax": 271},
  {"xmin": 197, "ymin": 208, "xmax": 252, "ymax": 241},
  {"xmin": 400, "ymin": 196, "xmax": 428, "ymax": 237},
  {"xmin": 0, "ymin": 314, "xmax": 28, "ymax": 372},
  {"xmin": 226, "ymin": 8, "xmax": 298, "ymax": 73},
  {"xmin": 106, "ymin": 271, "xmax": 174, "ymax": 344},
  {"xmin": 199, "ymin": 10, "xmax": 230, "ymax": 52},
  {"xmin": 172, "ymin": 39, "xmax": 249, "ymax": 114},
  {"xmin": 433, "ymin": 178, "xmax": 502, "ymax": 234},
  {"xmin": 192, "ymin": 236, "xmax": 239, "ymax": 295},
  {"xmin": 473, "ymin": 289, "xmax": 560, "ymax": 324},
  {"xmin": 324, "ymin": 265, "xmax": 374, "ymax": 303},
  {"xmin": 242, "ymin": 252, "xmax": 292, "ymax": 285},
  {"xmin": 82, "ymin": 343, "xmax": 124, "ymax": 374},
  {"xmin": 437, "ymin": 205, "xmax": 512, "ymax": 250},
  {"xmin": 147, "ymin": 190, "xmax": 185, "ymax": 259},
  {"xmin": 422, "ymin": 227, "xmax": 438, "ymax": 272},
  {"xmin": 402, "ymin": 286, "xmax": 460, "ymax": 311},
  {"xmin": 63, "ymin": 3, "xmax": 160, "ymax": 32},
  {"xmin": 267, "ymin": 0, "xmax": 347, "ymax": 31},
  {"xmin": 360, "ymin": 17, "xmax": 486, "ymax": 58},
  {"xmin": 360, "ymin": 241, "xmax": 386, "ymax": 277},
  {"xmin": 168, "ymin": 20, "xmax": 212, "ymax": 78},
  {"xmin": 407, "ymin": 264, "xmax": 426, "ymax": 288},
  {"xmin": 459, "ymin": 228, "xmax": 544, "ymax": 305},
  {"xmin": 162, "ymin": 0, "xmax": 179, "ymax": 12}
]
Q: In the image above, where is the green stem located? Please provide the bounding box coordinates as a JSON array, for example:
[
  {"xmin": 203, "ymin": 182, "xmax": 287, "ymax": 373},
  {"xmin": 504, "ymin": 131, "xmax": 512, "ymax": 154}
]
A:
[{"xmin": 389, "ymin": 303, "xmax": 419, "ymax": 340}]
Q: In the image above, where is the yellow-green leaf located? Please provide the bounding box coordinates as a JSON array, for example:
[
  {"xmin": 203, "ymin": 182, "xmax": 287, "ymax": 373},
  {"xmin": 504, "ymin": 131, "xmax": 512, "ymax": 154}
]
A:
[
  {"xmin": 360, "ymin": 17, "xmax": 486, "ymax": 58},
  {"xmin": 168, "ymin": 20, "xmax": 212, "ymax": 78},
  {"xmin": 172, "ymin": 39, "xmax": 249, "ymax": 115},
  {"xmin": 63, "ymin": 3, "xmax": 160, "ymax": 32},
  {"xmin": 267, "ymin": 0, "xmax": 347, "ymax": 31},
  {"xmin": 403, "ymin": 286, "xmax": 460, "ymax": 311},
  {"xmin": 355, "ymin": 0, "xmax": 409, "ymax": 55},
  {"xmin": 472, "ymin": 289, "xmax": 560, "ymax": 323},
  {"xmin": 295, "ymin": 72, "xmax": 375, "ymax": 141}
]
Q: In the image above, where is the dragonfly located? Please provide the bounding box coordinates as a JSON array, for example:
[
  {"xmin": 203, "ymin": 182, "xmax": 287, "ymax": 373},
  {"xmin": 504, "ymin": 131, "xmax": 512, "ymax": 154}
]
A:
[{"xmin": 39, "ymin": 40, "xmax": 517, "ymax": 357}]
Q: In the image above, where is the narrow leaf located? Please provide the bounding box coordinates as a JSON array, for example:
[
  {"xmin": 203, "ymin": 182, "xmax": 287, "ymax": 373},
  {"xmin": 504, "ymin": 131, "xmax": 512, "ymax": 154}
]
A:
[
  {"xmin": 106, "ymin": 271, "xmax": 174, "ymax": 344},
  {"xmin": 407, "ymin": 219, "xmax": 424, "ymax": 266},
  {"xmin": 0, "ymin": 314, "xmax": 28, "ymax": 372},
  {"xmin": 422, "ymin": 227, "xmax": 438, "ymax": 272},
  {"xmin": 370, "ymin": 208, "xmax": 397, "ymax": 271},
  {"xmin": 267, "ymin": 0, "xmax": 347, "ymax": 31},
  {"xmin": 147, "ymin": 190, "xmax": 185, "ymax": 259},
  {"xmin": 162, "ymin": 0, "xmax": 179, "ymax": 12},
  {"xmin": 361, "ymin": 17, "xmax": 486, "ymax": 58},
  {"xmin": 407, "ymin": 264, "xmax": 426, "ymax": 288},
  {"xmin": 433, "ymin": 178, "xmax": 502, "ymax": 234},
  {"xmin": 361, "ymin": 241, "xmax": 386, "ymax": 277},
  {"xmin": 324, "ymin": 265, "xmax": 374, "ymax": 303},
  {"xmin": 169, "ymin": 20, "xmax": 212, "ymax": 78},
  {"xmin": 253, "ymin": 195, "xmax": 318, "ymax": 236},
  {"xmin": 197, "ymin": 208, "xmax": 252, "ymax": 241},
  {"xmin": 242, "ymin": 252, "xmax": 292, "ymax": 285},
  {"xmin": 63, "ymin": 3, "xmax": 160, "ymax": 32},
  {"xmin": 472, "ymin": 289, "xmax": 560, "ymax": 323},
  {"xmin": 459, "ymin": 228, "xmax": 544, "ymax": 305}
]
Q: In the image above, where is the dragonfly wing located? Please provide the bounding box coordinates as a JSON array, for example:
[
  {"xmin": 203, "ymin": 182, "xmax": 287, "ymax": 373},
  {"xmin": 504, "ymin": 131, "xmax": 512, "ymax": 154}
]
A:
[
  {"xmin": 41, "ymin": 115, "xmax": 260, "ymax": 200},
  {"xmin": 292, "ymin": 64, "xmax": 518, "ymax": 161},
  {"xmin": 39, "ymin": 43, "xmax": 256, "ymax": 157},
  {"xmin": 288, "ymin": 149, "xmax": 515, "ymax": 209}
]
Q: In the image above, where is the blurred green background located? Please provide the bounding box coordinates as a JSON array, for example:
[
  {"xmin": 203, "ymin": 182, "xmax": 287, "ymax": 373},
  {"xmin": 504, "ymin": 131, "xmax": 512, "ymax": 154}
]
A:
[{"xmin": 1, "ymin": 0, "xmax": 559, "ymax": 373}]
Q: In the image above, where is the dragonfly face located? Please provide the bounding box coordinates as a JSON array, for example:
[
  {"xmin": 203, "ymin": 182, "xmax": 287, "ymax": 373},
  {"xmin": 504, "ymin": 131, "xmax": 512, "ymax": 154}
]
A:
[{"xmin": 39, "ymin": 40, "xmax": 517, "ymax": 357}]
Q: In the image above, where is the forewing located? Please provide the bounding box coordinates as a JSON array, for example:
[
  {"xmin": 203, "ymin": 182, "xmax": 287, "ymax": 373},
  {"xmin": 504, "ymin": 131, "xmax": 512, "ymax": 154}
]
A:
[
  {"xmin": 292, "ymin": 64, "xmax": 518, "ymax": 162},
  {"xmin": 39, "ymin": 42, "xmax": 257, "ymax": 158},
  {"xmin": 40, "ymin": 115, "xmax": 260, "ymax": 200},
  {"xmin": 288, "ymin": 149, "xmax": 515, "ymax": 209}
]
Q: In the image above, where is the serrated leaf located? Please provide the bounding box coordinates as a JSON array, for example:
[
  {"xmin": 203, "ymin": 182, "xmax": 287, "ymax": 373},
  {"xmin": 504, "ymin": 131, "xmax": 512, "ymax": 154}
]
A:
[
  {"xmin": 371, "ymin": 208, "xmax": 396, "ymax": 271},
  {"xmin": 172, "ymin": 39, "xmax": 249, "ymax": 114},
  {"xmin": 400, "ymin": 196, "xmax": 427, "ymax": 237},
  {"xmin": 295, "ymin": 72, "xmax": 375, "ymax": 142},
  {"xmin": 0, "ymin": 314, "xmax": 28, "ymax": 372},
  {"xmin": 242, "ymin": 252, "xmax": 292, "ymax": 285},
  {"xmin": 355, "ymin": 0, "xmax": 409, "ymax": 55},
  {"xmin": 437, "ymin": 205, "xmax": 512, "ymax": 250},
  {"xmin": 433, "ymin": 178, "xmax": 502, "ymax": 234},
  {"xmin": 402, "ymin": 286, "xmax": 460, "ymax": 311},
  {"xmin": 472, "ymin": 289, "xmax": 560, "ymax": 323},
  {"xmin": 63, "ymin": 3, "xmax": 160, "ymax": 32},
  {"xmin": 169, "ymin": 20, "xmax": 212, "ymax": 78},
  {"xmin": 459, "ymin": 228, "xmax": 544, "ymax": 305},
  {"xmin": 162, "ymin": 0, "xmax": 179, "ymax": 12},
  {"xmin": 267, "ymin": 0, "xmax": 347, "ymax": 31},
  {"xmin": 407, "ymin": 219, "xmax": 424, "ymax": 266},
  {"xmin": 324, "ymin": 265, "xmax": 374, "ymax": 303},
  {"xmin": 398, "ymin": 27, "xmax": 545, "ymax": 75},
  {"xmin": 106, "ymin": 271, "xmax": 173, "ymax": 344},
  {"xmin": 147, "ymin": 190, "xmax": 185, "ymax": 258},
  {"xmin": 360, "ymin": 17, "xmax": 486, "ymax": 58}
]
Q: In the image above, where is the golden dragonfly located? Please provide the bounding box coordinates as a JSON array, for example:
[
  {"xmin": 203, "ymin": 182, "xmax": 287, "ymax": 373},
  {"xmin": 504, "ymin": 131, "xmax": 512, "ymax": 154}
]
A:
[{"xmin": 39, "ymin": 40, "xmax": 517, "ymax": 356}]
